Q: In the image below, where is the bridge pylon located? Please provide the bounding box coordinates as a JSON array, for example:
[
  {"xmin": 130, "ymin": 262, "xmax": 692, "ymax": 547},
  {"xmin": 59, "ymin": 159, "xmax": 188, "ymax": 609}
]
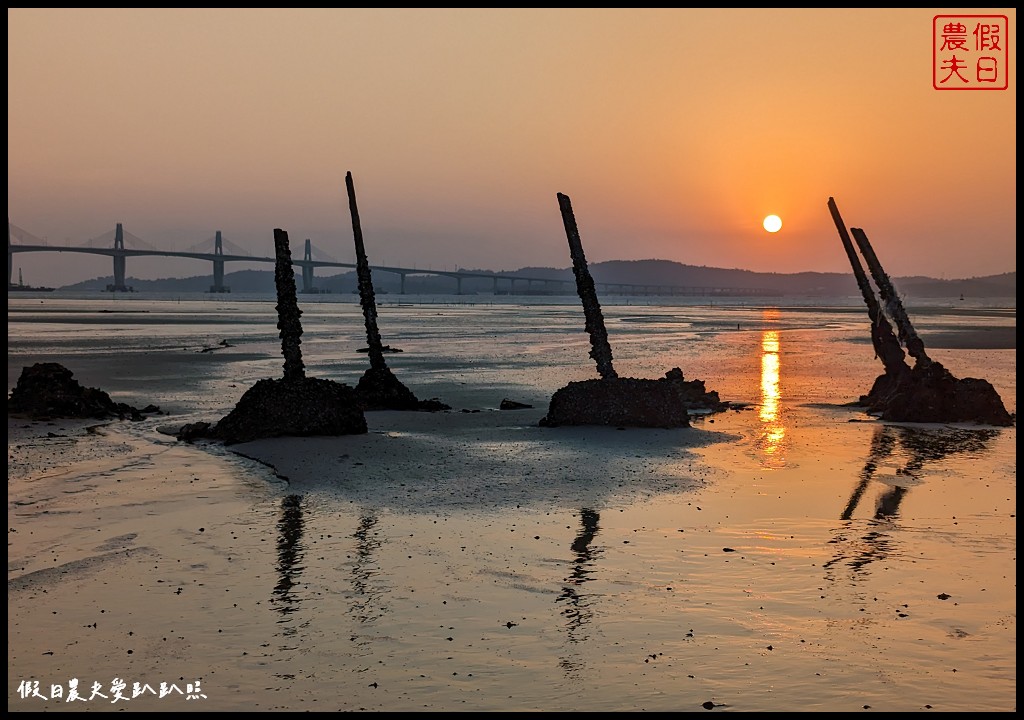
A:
[
  {"xmin": 208, "ymin": 231, "xmax": 230, "ymax": 293},
  {"xmin": 106, "ymin": 223, "xmax": 131, "ymax": 292},
  {"xmin": 300, "ymin": 238, "xmax": 317, "ymax": 293}
]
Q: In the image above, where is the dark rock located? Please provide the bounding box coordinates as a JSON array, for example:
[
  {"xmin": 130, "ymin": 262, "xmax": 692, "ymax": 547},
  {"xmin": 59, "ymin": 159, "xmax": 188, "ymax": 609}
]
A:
[
  {"xmin": 859, "ymin": 360, "xmax": 1014, "ymax": 426},
  {"xmin": 354, "ymin": 366, "xmax": 451, "ymax": 412},
  {"xmin": 176, "ymin": 421, "xmax": 214, "ymax": 442},
  {"xmin": 211, "ymin": 377, "xmax": 367, "ymax": 445},
  {"xmin": 541, "ymin": 376, "xmax": 690, "ymax": 428},
  {"xmin": 662, "ymin": 367, "xmax": 728, "ymax": 412},
  {"xmin": 357, "ymin": 345, "xmax": 403, "ymax": 354},
  {"xmin": 540, "ymin": 368, "xmax": 729, "ymax": 428},
  {"xmin": 416, "ymin": 398, "xmax": 451, "ymax": 412},
  {"xmin": 500, "ymin": 398, "xmax": 534, "ymax": 410},
  {"xmin": 200, "ymin": 340, "xmax": 235, "ymax": 353},
  {"xmin": 7, "ymin": 362, "xmax": 155, "ymax": 421}
]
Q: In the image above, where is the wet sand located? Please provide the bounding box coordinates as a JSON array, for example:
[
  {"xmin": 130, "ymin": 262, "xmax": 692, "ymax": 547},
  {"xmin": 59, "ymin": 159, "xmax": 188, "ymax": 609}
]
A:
[{"xmin": 7, "ymin": 296, "xmax": 1016, "ymax": 712}]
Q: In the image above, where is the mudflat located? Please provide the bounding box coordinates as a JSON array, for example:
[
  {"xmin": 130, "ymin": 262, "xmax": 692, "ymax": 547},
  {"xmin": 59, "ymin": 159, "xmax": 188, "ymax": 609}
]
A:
[{"xmin": 8, "ymin": 296, "xmax": 1016, "ymax": 711}]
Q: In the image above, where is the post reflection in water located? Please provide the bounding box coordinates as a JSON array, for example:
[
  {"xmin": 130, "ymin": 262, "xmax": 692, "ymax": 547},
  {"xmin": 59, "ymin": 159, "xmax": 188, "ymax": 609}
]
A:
[
  {"xmin": 271, "ymin": 494, "xmax": 307, "ymax": 664},
  {"xmin": 825, "ymin": 425, "xmax": 999, "ymax": 580},
  {"xmin": 347, "ymin": 512, "xmax": 389, "ymax": 652},
  {"xmin": 272, "ymin": 494, "xmax": 306, "ymax": 616},
  {"xmin": 757, "ymin": 327, "xmax": 787, "ymax": 468},
  {"xmin": 557, "ymin": 508, "xmax": 602, "ymax": 679}
]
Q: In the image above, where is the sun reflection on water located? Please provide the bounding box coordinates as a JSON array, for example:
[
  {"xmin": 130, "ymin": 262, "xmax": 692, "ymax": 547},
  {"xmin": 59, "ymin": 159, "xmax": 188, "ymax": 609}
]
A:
[{"xmin": 758, "ymin": 328, "xmax": 787, "ymax": 468}]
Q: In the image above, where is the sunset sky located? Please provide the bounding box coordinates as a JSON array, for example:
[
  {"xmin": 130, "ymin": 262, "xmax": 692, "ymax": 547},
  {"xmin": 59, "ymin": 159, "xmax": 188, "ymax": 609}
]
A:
[{"xmin": 7, "ymin": 8, "xmax": 1017, "ymax": 286}]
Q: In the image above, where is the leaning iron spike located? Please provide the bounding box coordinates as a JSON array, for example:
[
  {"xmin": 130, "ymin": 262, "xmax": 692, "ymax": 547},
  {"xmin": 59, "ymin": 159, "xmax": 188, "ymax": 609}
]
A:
[
  {"xmin": 557, "ymin": 192, "xmax": 617, "ymax": 380},
  {"xmin": 346, "ymin": 171, "xmax": 388, "ymax": 373},
  {"xmin": 826, "ymin": 197, "xmax": 909, "ymax": 378},
  {"xmin": 342, "ymin": 171, "xmax": 450, "ymax": 412},
  {"xmin": 850, "ymin": 226, "xmax": 932, "ymax": 369}
]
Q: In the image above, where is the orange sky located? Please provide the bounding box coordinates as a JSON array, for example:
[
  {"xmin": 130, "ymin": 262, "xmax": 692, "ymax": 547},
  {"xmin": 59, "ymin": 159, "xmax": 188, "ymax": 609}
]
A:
[{"xmin": 7, "ymin": 8, "xmax": 1017, "ymax": 285}]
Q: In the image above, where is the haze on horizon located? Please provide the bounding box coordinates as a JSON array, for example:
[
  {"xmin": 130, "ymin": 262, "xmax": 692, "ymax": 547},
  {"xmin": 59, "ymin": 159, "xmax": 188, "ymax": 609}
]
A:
[{"xmin": 7, "ymin": 8, "xmax": 1017, "ymax": 288}]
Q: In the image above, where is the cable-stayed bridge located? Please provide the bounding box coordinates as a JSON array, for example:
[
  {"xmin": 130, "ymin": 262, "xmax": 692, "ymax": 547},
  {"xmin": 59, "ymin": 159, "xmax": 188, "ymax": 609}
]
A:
[{"xmin": 8, "ymin": 221, "xmax": 781, "ymax": 296}]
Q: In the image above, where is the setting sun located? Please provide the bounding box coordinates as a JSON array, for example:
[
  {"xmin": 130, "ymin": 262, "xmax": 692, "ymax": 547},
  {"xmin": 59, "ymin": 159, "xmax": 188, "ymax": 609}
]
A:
[{"xmin": 763, "ymin": 215, "xmax": 782, "ymax": 233}]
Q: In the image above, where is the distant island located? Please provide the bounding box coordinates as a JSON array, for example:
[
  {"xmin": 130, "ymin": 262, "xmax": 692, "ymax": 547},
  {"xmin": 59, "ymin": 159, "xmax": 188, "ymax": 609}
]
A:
[{"xmin": 52, "ymin": 259, "xmax": 1015, "ymax": 299}]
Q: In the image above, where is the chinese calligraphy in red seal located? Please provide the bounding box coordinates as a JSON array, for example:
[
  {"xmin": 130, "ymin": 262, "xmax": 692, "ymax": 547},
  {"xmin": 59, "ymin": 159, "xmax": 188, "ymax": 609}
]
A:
[{"xmin": 933, "ymin": 15, "xmax": 1009, "ymax": 90}]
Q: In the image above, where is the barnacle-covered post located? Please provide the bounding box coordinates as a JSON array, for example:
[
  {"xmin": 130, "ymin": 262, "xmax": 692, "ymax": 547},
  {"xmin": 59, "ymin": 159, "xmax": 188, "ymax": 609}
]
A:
[
  {"xmin": 346, "ymin": 171, "xmax": 387, "ymax": 373},
  {"xmin": 827, "ymin": 197, "xmax": 909, "ymax": 378},
  {"xmin": 274, "ymin": 228, "xmax": 306, "ymax": 382},
  {"xmin": 850, "ymin": 226, "xmax": 932, "ymax": 369},
  {"xmin": 540, "ymin": 192, "xmax": 728, "ymax": 428},
  {"xmin": 343, "ymin": 171, "xmax": 450, "ymax": 412},
  {"xmin": 175, "ymin": 228, "xmax": 368, "ymax": 445},
  {"xmin": 557, "ymin": 192, "xmax": 617, "ymax": 380},
  {"xmin": 826, "ymin": 197, "xmax": 1012, "ymax": 426}
]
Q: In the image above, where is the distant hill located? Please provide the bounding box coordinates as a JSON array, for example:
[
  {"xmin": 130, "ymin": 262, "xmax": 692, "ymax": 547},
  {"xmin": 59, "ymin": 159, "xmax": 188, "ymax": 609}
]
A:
[
  {"xmin": 58, "ymin": 260, "xmax": 1015, "ymax": 299},
  {"xmin": 887, "ymin": 271, "xmax": 1016, "ymax": 298}
]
